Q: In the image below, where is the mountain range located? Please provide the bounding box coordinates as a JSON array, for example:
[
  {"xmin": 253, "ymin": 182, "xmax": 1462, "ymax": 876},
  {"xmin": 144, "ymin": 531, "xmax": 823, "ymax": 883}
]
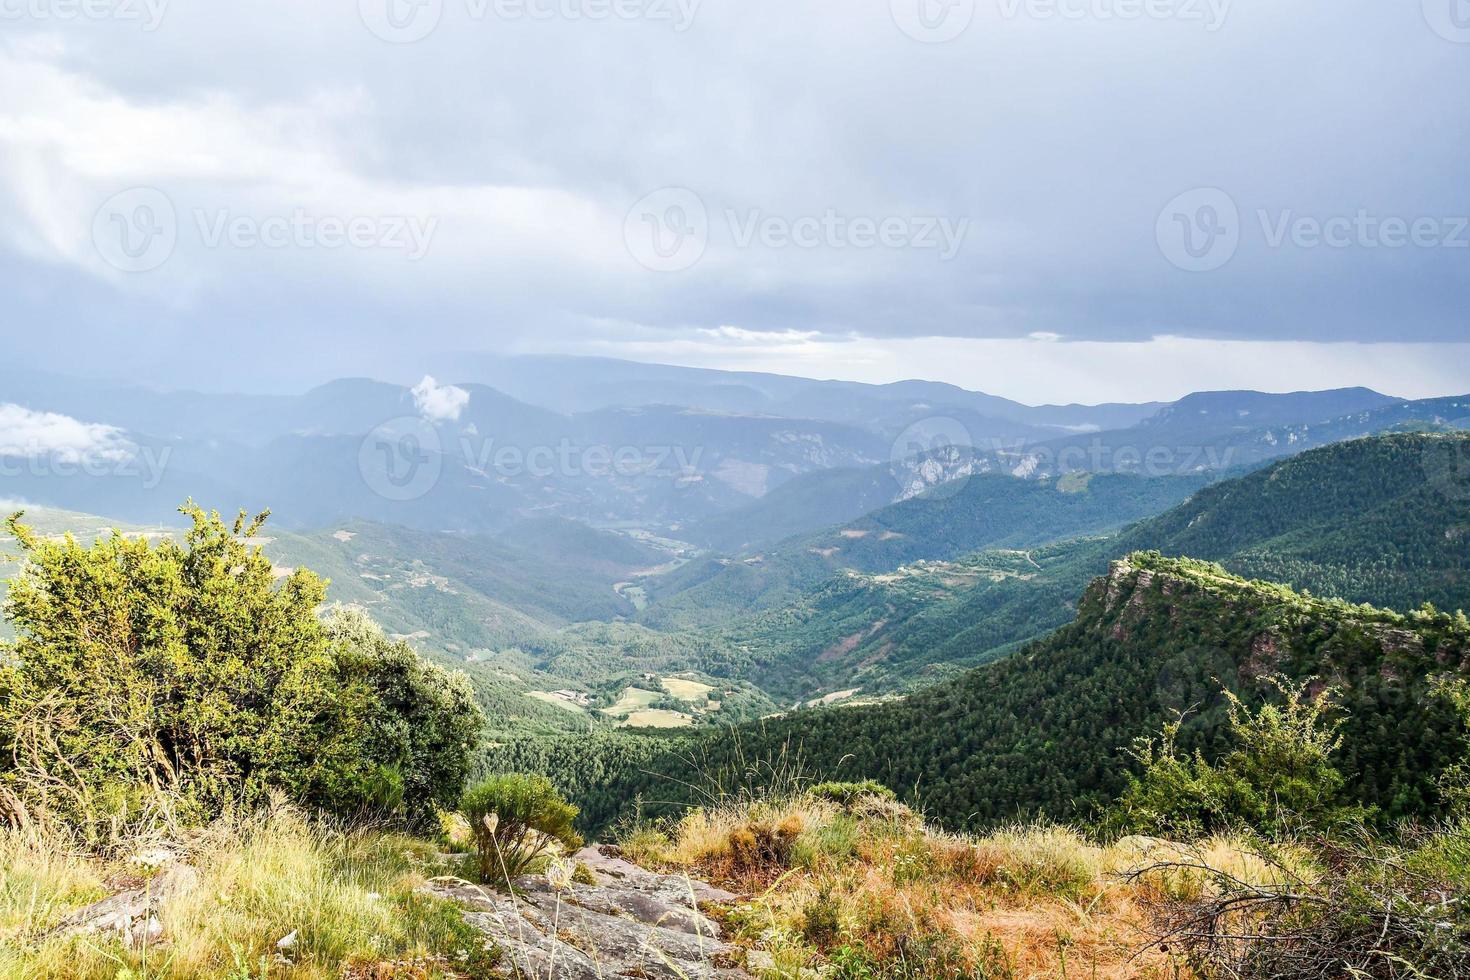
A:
[{"xmin": 3, "ymin": 359, "xmax": 1465, "ymax": 539}]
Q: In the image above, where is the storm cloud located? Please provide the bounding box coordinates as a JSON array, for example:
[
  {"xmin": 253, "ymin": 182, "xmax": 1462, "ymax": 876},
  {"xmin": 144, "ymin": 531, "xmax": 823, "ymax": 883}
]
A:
[{"xmin": 0, "ymin": 0, "xmax": 1466, "ymax": 398}]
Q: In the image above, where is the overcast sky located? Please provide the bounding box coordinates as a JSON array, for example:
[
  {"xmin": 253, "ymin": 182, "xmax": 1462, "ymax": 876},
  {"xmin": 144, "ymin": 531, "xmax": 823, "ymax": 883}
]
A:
[{"xmin": 1, "ymin": 0, "xmax": 1467, "ymax": 403}]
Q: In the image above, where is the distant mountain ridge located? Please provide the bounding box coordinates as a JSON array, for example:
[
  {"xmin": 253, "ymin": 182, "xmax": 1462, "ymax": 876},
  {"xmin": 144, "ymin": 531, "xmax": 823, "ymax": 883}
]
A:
[
  {"xmin": 2, "ymin": 359, "xmax": 1463, "ymax": 544},
  {"xmin": 659, "ymin": 432, "xmax": 1470, "ymax": 701}
]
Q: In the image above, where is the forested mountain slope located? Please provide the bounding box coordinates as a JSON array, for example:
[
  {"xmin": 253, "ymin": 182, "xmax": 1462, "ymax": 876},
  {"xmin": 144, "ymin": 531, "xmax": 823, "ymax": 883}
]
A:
[
  {"xmin": 493, "ymin": 552, "xmax": 1470, "ymax": 833},
  {"xmin": 692, "ymin": 433, "xmax": 1470, "ymax": 700},
  {"xmin": 642, "ymin": 471, "xmax": 1211, "ymax": 628}
]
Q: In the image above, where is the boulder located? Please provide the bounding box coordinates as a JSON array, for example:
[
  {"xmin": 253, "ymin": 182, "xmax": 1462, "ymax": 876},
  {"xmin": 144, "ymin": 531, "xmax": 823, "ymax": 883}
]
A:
[{"xmin": 420, "ymin": 847, "xmax": 748, "ymax": 979}]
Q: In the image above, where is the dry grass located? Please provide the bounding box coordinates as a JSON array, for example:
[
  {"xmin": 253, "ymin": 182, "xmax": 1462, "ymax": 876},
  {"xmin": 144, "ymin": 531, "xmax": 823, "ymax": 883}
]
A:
[
  {"xmin": 0, "ymin": 803, "xmax": 496, "ymax": 979},
  {"xmin": 620, "ymin": 792, "xmax": 1297, "ymax": 979}
]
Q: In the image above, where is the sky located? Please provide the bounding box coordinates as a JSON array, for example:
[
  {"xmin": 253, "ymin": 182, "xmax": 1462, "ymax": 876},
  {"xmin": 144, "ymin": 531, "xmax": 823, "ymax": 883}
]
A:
[{"xmin": 0, "ymin": 0, "xmax": 1467, "ymax": 404}]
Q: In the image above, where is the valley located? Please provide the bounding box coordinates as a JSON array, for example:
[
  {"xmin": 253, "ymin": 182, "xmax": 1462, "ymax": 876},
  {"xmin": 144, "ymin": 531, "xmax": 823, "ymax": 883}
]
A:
[{"xmin": 4, "ymin": 364, "xmax": 1469, "ymax": 980}]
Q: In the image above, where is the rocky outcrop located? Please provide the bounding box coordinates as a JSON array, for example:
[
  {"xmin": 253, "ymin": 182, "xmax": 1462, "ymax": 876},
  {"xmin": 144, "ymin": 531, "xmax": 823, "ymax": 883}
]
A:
[
  {"xmin": 420, "ymin": 847, "xmax": 749, "ymax": 980},
  {"xmin": 50, "ymin": 862, "xmax": 198, "ymax": 948}
]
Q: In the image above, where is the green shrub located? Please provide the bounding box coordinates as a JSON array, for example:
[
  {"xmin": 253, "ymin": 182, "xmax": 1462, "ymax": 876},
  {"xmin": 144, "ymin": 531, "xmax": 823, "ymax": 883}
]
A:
[
  {"xmin": 321, "ymin": 608, "xmax": 483, "ymax": 829},
  {"xmin": 809, "ymin": 781, "xmax": 897, "ymax": 809},
  {"xmin": 0, "ymin": 504, "xmax": 482, "ymax": 843},
  {"xmin": 460, "ymin": 774, "xmax": 583, "ymax": 886},
  {"xmin": 800, "ymin": 889, "xmax": 842, "ymax": 947},
  {"xmin": 1110, "ymin": 676, "xmax": 1369, "ymax": 840},
  {"xmin": 793, "ymin": 813, "xmax": 861, "ymax": 869}
]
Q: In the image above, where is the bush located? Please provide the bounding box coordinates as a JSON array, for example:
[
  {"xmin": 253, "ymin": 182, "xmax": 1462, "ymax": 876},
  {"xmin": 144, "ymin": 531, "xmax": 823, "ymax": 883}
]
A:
[
  {"xmin": 1134, "ymin": 824, "xmax": 1470, "ymax": 979},
  {"xmin": 728, "ymin": 814, "xmax": 803, "ymax": 873},
  {"xmin": 809, "ymin": 781, "xmax": 897, "ymax": 809},
  {"xmin": 321, "ymin": 608, "xmax": 483, "ymax": 829},
  {"xmin": 0, "ymin": 504, "xmax": 482, "ymax": 843},
  {"xmin": 1110, "ymin": 676, "xmax": 1368, "ymax": 840},
  {"xmin": 460, "ymin": 774, "xmax": 582, "ymax": 886}
]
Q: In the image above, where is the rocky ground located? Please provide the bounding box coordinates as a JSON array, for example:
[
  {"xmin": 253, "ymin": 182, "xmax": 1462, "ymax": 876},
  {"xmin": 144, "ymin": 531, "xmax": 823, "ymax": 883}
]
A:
[{"xmin": 420, "ymin": 846, "xmax": 752, "ymax": 980}]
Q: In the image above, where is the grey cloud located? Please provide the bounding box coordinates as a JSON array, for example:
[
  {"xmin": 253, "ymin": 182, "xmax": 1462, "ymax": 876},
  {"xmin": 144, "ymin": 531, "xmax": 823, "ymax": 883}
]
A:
[{"xmin": 0, "ymin": 0, "xmax": 1466, "ymax": 391}]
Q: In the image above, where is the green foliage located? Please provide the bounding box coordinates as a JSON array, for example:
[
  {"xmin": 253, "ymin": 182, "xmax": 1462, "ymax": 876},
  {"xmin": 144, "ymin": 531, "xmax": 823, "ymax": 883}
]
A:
[
  {"xmin": 1110, "ymin": 677, "xmax": 1368, "ymax": 838},
  {"xmin": 532, "ymin": 554, "xmax": 1470, "ymax": 835},
  {"xmin": 642, "ymin": 470, "xmax": 1211, "ymax": 632},
  {"xmin": 0, "ymin": 504, "xmax": 481, "ymax": 842},
  {"xmin": 1434, "ymin": 678, "xmax": 1470, "ymax": 815},
  {"xmin": 809, "ymin": 781, "xmax": 897, "ymax": 808},
  {"xmin": 459, "ymin": 774, "xmax": 583, "ymax": 886},
  {"xmin": 320, "ymin": 608, "xmax": 484, "ymax": 829}
]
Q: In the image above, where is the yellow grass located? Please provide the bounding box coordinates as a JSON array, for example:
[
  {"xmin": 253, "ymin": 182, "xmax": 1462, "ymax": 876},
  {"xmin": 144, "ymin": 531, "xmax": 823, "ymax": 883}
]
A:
[
  {"xmin": 620, "ymin": 709, "xmax": 695, "ymax": 728},
  {"xmin": 526, "ymin": 690, "xmax": 589, "ymax": 713},
  {"xmin": 620, "ymin": 793, "xmax": 1294, "ymax": 979},
  {"xmin": 661, "ymin": 677, "xmax": 715, "ymax": 701},
  {"xmin": 0, "ymin": 804, "xmax": 492, "ymax": 979},
  {"xmin": 600, "ymin": 686, "xmax": 661, "ymax": 716}
]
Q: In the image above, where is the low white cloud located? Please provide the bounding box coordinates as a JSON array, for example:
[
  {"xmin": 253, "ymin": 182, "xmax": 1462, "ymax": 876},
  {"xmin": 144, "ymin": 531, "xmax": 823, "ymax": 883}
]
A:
[
  {"xmin": 411, "ymin": 376, "xmax": 470, "ymax": 422},
  {"xmin": 0, "ymin": 403, "xmax": 137, "ymax": 462}
]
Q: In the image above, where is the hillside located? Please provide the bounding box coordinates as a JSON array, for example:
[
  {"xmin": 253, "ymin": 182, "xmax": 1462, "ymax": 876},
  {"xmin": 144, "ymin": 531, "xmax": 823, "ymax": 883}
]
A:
[
  {"xmin": 1023, "ymin": 393, "xmax": 1469, "ymax": 478},
  {"xmin": 679, "ymin": 433, "xmax": 1470, "ymax": 702},
  {"xmin": 493, "ymin": 552, "xmax": 1470, "ymax": 833},
  {"xmin": 642, "ymin": 470, "xmax": 1211, "ymax": 628}
]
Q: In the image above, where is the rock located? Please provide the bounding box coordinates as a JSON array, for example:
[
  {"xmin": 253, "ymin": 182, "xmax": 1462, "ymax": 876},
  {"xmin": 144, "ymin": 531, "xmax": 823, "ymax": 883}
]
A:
[
  {"xmin": 747, "ymin": 949, "xmax": 778, "ymax": 972},
  {"xmin": 52, "ymin": 862, "xmax": 199, "ymax": 948},
  {"xmin": 575, "ymin": 846, "xmax": 739, "ymax": 904},
  {"xmin": 420, "ymin": 849, "xmax": 749, "ymax": 979},
  {"xmin": 129, "ymin": 847, "xmax": 182, "ymax": 871},
  {"xmin": 277, "ymin": 930, "xmax": 298, "ymax": 950}
]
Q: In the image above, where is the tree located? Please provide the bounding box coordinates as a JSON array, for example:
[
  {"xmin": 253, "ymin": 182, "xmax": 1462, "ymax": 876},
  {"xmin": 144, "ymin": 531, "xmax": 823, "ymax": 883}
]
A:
[
  {"xmin": 0, "ymin": 503, "xmax": 482, "ymax": 842},
  {"xmin": 1110, "ymin": 676, "xmax": 1366, "ymax": 839},
  {"xmin": 321, "ymin": 607, "xmax": 482, "ymax": 828},
  {"xmin": 460, "ymin": 774, "xmax": 583, "ymax": 885}
]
